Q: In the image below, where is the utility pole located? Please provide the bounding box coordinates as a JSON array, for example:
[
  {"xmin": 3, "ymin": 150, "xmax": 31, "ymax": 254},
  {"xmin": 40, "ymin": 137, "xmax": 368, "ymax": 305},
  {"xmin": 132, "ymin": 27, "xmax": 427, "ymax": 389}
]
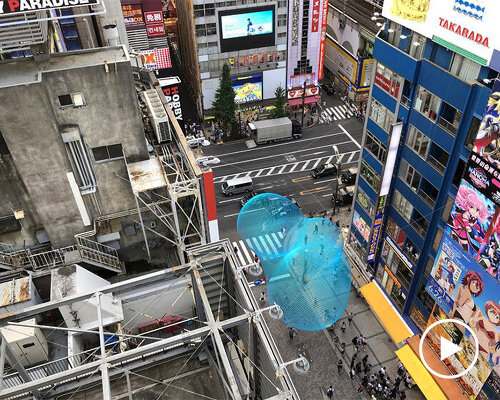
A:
[
  {"xmin": 301, "ymin": 80, "xmax": 308, "ymax": 127},
  {"xmin": 332, "ymin": 145, "xmax": 342, "ymax": 215}
]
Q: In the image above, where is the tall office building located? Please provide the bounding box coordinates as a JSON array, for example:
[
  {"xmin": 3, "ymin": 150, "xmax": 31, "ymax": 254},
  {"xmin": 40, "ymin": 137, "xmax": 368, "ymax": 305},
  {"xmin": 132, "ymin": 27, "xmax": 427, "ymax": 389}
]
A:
[
  {"xmin": 175, "ymin": 0, "xmax": 328, "ymax": 117},
  {"xmin": 347, "ymin": 1, "xmax": 500, "ymax": 398}
]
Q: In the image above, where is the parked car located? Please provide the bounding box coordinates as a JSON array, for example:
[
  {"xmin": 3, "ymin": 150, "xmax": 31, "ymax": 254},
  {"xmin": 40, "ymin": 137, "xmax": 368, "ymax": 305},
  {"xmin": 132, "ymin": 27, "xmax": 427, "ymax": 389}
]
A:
[
  {"xmin": 196, "ymin": 156, "xmax": 221, "ymax": 166},
  {"xmin": 186, "ymin": 137, "xmax": 210, "ymax": 148},
  {"xmin": 311, "ymin": 163, "xmax": 337, "ymax": 178},
  {"xmin": 240, "ymin": 190, "xmax": 262, "ymax": 207},
  {"xmin": 332, "ymin": 188, "xmax": 354, "ymax": 207},
  {"xmin": 341, "ymin": 170, "xmax": 356, "ymax": 185},
  {"xmin": 320, "ymin": 83, "xmax": 335, "ymax": 95}
]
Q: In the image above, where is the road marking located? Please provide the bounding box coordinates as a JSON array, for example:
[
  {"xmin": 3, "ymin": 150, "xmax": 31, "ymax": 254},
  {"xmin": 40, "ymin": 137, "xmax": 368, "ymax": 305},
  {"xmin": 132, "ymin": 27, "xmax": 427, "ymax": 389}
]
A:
[
  {"xmin": 338, "ymin": 124, "xmax": 361, "ymax": 149},
  {"xmin": 259, "ymin": 185, "xmax": 274, "ymax": 190},
  {"xmin": 211, "ymin": 140, "xmax": 352, "ymax": 169},
  {"xmin": 347, "ymin": 151, "xmax": 356, "ymax": 163},
  {"xmin": 300, "ymin": 151, "xmax": 326, "ymax": 157},
  {"xmin": 314, "ymin": 178, "xmax": 336, "ymax": 185},
  {"xmin": 300, "ymin": 186, "xmax": 331, "ymax": 195},
  {"xmin": 224, "ymin": 212, "xmax": 240, "ymax": 218},
  {"xmin": 213, "ymin": 150, "xmax": 360, "ymax": 183},
  {"xmin": 213, "ymin": 132, "xmax": 344, "ymax": 158},
  {"xmin": 219, "ymin": 197, "xmax": 243, "ymax": 203},
  {"xmin": 322, "ymin": 193, "xmax": 332, "ymax": 197},
  {"xmin": 233, "ymin": 232, "xmax": 285, "ymax": 264},
  {"xmin": 311, "ymin": 159, "xmax": 322, "ymax": 169},
  {"xmin": 292, "ymin": 175, "xmax": 313, "ymax": 183}
]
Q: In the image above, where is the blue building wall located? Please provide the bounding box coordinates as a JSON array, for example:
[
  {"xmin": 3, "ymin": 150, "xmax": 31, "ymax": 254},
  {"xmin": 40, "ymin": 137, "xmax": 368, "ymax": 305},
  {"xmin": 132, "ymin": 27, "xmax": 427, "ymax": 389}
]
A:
[{"xmin": 354, "ymin": 35, "xmax": 494, "ymax": 324}]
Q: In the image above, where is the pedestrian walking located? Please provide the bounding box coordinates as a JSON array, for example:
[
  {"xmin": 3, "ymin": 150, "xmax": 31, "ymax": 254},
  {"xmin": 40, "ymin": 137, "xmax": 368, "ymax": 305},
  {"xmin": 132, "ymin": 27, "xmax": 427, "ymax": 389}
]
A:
[
  {"xmin": 390, "ymin": 387, "xmax": 398, "ymax": 399},
  {"xmin": 404, "ymin": 375, "xmax": 412, "ymax": 388},
  {"xmin": 369, "ymin": 374, "xmax": 377, "ymax": 383},
  {"xmin": 362, "ymin": 375, "xmax": 368, "ymax": 387},
  {"xmin": 399, "ymin": 391, "xmax": 406, "ymax": 400},
  {"xmin": 333, "ymin": 334, "xmax": 339, "ymax": 345},
  {"xmin": 362, "ymin": 354, "xmax": 369, "ymax": 367},
  {"xmin": 397, "ymin": 361, "xmax": 404, "ymax": 376},
  {"xmin": 337, "ymin": 359, "xmax": 343, "ymax": 373},
  {"xmin": 340, "ymin": 342, "xmax": 346, "ymax": 356},
  {"xmin": 314, "ymin": 224, "xmax": 319, "ymax": 234},
  {"xmin": 335, "ymin": 220, "xmax": 340, "ymax": 227},
  {"xmin": 350, "ymin": 368, "xmax": 355, "ymax": 380},
  {"xmin": 357, "ymin": 384, "xmax": 364, "ymax": 395},
  {"xmin": 326, "ymin": 385, "xmax": 334, "ymax": 399},
  {"xmin": 379, "ymin": 366, "xmax": 387, "ymax": 378},
  {"xmin": 363, "ymin": 364, "xmax": 371, "ymax": 374},
  {"xmin": 254, "ymin": 254, "xmax": 259, "ymax": 263},
  {"xmin": 288, "ymin": 327, "xmax": 297, "ymax": 340},
  {"xmin": 347, "ymin": 311, "xmax": 353, "ymax": 326},
  {"xmin": 259, "ymin": 291, "xmax": 266, "ymax": 304},
  {"xmin": 352, "ymin": 336, "xmax": 358, "ymax": 346},
  {"xmin": 350, "ymin": 358, "xmax": 355, "ymax": 370},
  {"xmin": 394, "ymin": 376, "xmax": 402, "ymax": 390},
  {"xmin": 355, "ymin": 361, "xmax": 362, "ymax": 374},
  {"xmin": 234, "ymin": 246, "xmax": 239, "ymax": 255},
  {"xmin": 304, "ymin": 234, "xmax": 308, "ymax": 244},
  {"xmin": 340, "ymin": 321, "xmax": 346, "ymax": 333},
  {"xmin": 282, "ymin": 226, "xmax": 286, "ymax": 236},
  {"xmin": 361, "ymin": 336, "xmax": 367, "ymax": 351}
]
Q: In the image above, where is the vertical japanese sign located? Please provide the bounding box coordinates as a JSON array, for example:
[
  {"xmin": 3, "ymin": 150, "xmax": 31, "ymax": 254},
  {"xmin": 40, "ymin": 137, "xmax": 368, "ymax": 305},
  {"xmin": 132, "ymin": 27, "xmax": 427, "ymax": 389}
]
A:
[
  {"xmin": 122, "ymin": 4, "xmax": 144, "ymax": 28},
  {"xmin": 144, "ymin": 10, "xmax": 165, "ymax": 38},
  {"xmin": 318, "ymin": 0, "xmax": 328, "ymax": 80},
  {"xmin": 291, "ymin": 0, "xmax": 299, "ymax": 45},
  {"xmin": 311, "ymin": 0, "xmax": 321, "ymax": 32}
]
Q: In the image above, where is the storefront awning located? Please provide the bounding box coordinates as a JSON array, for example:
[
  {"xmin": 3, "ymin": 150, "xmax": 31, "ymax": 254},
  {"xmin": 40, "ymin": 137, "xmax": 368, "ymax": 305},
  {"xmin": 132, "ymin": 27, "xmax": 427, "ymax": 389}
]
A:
[
  {"xmin": 287, "ymin": 96, "xmax": 321, "ymax": 107},
  {"xmin": 396, "ymin": 345, "xmax": 448, "ymax": 400},
  {"xmin": 359, "ymin": 281, "xmax": 413, "ymax": 343}
]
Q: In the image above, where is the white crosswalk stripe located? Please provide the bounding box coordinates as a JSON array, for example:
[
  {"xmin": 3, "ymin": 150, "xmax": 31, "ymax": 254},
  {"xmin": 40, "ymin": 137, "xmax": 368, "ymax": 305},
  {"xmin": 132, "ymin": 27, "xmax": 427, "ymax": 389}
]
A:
[
  {"xmin": 213, "ymin": 151, "xmax": 359, "ymax": 183},
  {"xmin": 324, "ymin": 105, "xmax": 353, "ymax": 120},
  {"xmin": 233, "ymin": 232, "xmax": 286, "ymax": 265}
]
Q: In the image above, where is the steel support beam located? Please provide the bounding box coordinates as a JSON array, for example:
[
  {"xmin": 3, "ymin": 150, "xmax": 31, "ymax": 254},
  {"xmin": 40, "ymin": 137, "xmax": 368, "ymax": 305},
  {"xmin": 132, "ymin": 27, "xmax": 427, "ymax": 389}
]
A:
[
  {"xmin": 191, "ymin": 266, "xmax": 240, "ymax": 400},
  {"xmin": 135, "ymin": 194, "xmax": 151, "ymax": 261},
  {"xmin": 0, "ymin": 337, "xmax": 5, "ymax": 390},
  {"xmin": 0, "ymin": 313, "xmax": 250, "ymax": 398},
  {"xmin": 97, "ymin": 293, "xmax": 112, "ymax": 400}
]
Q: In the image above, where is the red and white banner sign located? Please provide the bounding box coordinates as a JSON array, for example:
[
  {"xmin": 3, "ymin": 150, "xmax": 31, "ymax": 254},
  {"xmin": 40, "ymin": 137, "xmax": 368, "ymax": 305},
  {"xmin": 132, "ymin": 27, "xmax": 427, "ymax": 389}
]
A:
[
  {"xmin": 146, "ymin": 23, "xmax": 165, "ymax": 37},
  {"xmin": 287, "ymin": 86, "xmax": 319, "ymax": 99},
  {"xmin": 311, "ymin": 0, "xmax": 321, "ymax": 32},
  {"xmin": 144, "ymin": 10, "xmax": 162, "ymax": 24},
  {"xmin": 318, "ymin": 0, "xmax": 328, "ymax": 80},
  {"xmin": 140, "ymin": 48, "xmax": 172, "ymax": 70},
  {"xmin": 375, "ymin": 73, "xmax": 391, "ymax": 92},
  {"xmin": 162, "ymin": 85, "xmax": 183, "ymax": 122}
]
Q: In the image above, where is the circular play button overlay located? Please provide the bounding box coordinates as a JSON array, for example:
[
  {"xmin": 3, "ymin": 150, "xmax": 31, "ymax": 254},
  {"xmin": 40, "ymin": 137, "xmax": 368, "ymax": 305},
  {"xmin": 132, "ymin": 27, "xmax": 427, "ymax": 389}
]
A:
[{"xmin": 419, "ymin": 318, "xmax": 479, "ymax": 379}]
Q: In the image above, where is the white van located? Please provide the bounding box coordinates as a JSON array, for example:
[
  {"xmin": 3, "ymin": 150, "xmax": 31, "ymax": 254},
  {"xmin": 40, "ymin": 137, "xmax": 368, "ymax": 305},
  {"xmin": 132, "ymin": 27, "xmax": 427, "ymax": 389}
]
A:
[{"xmin": 222, "ymin": 177, "xmax": 253, "ymax": 196}]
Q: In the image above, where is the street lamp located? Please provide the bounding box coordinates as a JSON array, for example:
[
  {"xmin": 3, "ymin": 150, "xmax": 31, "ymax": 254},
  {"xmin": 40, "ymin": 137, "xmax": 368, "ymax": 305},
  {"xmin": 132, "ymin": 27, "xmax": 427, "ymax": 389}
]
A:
[{"xmin": 301, "ymin": 79, "xmax": 309, "ymax": 127}]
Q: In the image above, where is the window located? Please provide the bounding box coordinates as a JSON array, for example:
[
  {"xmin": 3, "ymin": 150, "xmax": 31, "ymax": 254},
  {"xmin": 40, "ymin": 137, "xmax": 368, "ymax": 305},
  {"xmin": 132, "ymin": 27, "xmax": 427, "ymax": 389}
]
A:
[
  {"xmin": 406, "ymin": 125, "xmax": 430, "ymax": 159},
  {"xmin": 375, "ymin": 63, "xmax": 402, "ymax": 99},
  {"xmin": 205, "ymin": 3, "xmax": 215, "ymax": 15},
  {"xmin": 433, "ymin": 229, "xmax": 443, "ymax": 252},
  {"xmin": 428, "ymin": 143, "xmax": 449, "ymax": 174},
  {"xmin": 55, "ymin": 9, "xmax": 81, "ymax": 50},
  {"xmin": 194, "ymin": 4, "xmax": 204, "ymax": 17},
  {"xmin": 360, "ymin": 160, "xmax": 381, "ymax": 191},
  {"xmin": 449, "ymin": 53, "xmax": 481, "ymax": 81},
  {"xmin": 369, "ymin": 99, "xmax": 394, "ymax": 132},
  {"xmin": 58, "ymin": 92, "xmax": 85, "ymax": 108},
  {"xmin": 399, "ymin": 159, "xmax": 421, "ymax": 193},
  {"xmin": 408, "ymin": 32, "xmax": 426, "ymax": 60},
  {"xmin": 61, "ymin": 127, "xmax": 96, "ymax": 194},
  {"xmin": 385, "ymin": 247, "xmax": 415, "ymax": 291},
  {"xmin": 386, "ymin": 217, "xmax": 406, "ymax": 248},
  {"xmin": 411, "ymin": 209, "xmax": 429, "ymax": 237},
  {"xmin": 452, "ymin": 158, "xmax": 467, "ymax": 187},
  {"xmin": 438, "ymin": 102, "xmax": 462, "ymax": 135},
  {"xmin": 92, "ymin": 144, "xmax": 123, "ymax": 162},
  {"xmin": 414, "ymin": 86, "xmax": 441, "ymax": 122},
  {"xmin": 465, "ymin": 117, "xmax": 481, "ymax": 149},
  {"xmin": 278, "ymin": 0, "xmax": 287, "ymax": 7},
  {"xmin": 206, "ymin": 23, "xmax": 217, "ymax": 36},
  {"xmin": 403, "ymin": 237, "xmax": 419, "ymax": 265},
  {"xmin": 195, "ymin": 24, "xmax": 206, "ymax": 36},
  {"xmin": 417, "ymin": 281, "xmax": 435, "ymax": 314},
  {"xmin": 277, "ymin": 14, "xmax": 287, "ymax": 27},
  {"xmin": 392, "ymin": 190, "xmax": 413, "ymax": 221},
  {"xmin": 401, "ymin": 80, "xmax": 412, "ymax": 108},
  {"xmin": 419, "ymin": 178, "xmax": 438, "ymax": 208},
  {"xmin": 365, "ymin": 131, "xmax": 387, "ymax": 163},
  {"xmin": 442, "ymin": 196, "xmax": 454, "ymax": 222}
]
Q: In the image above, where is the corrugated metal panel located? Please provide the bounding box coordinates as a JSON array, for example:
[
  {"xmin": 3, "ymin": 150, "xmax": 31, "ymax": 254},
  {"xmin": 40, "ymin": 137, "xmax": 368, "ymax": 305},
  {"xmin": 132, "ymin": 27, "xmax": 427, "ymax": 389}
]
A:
[{"xmin": 126, "ymin": 28, "xmax": 170, "ymax": 52}]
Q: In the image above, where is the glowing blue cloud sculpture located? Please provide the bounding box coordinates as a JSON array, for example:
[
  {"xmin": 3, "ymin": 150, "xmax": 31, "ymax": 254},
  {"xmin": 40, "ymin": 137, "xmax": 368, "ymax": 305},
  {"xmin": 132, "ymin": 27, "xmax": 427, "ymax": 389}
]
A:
[{"xmin": 237, "ymin": 193, "xmax": 351, "ymax": 331}]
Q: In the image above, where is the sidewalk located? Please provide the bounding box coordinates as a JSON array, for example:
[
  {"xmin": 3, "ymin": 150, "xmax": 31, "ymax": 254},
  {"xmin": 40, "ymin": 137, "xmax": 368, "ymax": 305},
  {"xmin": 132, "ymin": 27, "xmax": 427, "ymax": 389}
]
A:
[{"xmin": 250, "ymin": 208, "xmax": 425, "ymax": 400}]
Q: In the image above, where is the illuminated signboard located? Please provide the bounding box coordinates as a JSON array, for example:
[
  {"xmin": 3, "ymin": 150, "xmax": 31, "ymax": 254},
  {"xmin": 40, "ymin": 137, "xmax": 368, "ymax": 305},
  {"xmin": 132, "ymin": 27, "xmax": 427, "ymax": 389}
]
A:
[
  {"xmin": 1, "ymin": 0, "xmax": 98, "ymax": 15},
  {"xmin": 144, "ymin": 11, "xmax": 162, "ymax": 24},
  {"xmin": 146, "ymin": 23, "xmax": 165, "ymax": 37},
  {"xmin": 367, "ymin": 214, "xmax": 383, "ymax": 262},
  {"xmin": 287, "ymin": 86, "xmax": 319, "ymax": 99},
  {"xmin": 232, "ymin": 74, "xmax": 262, "ymax": 104},
  {"xmin": 122, "ymin": 4, "xmax": 143, "ymax": 27},
  {"xmin": 382, "ymin": 0, "xmax": 500, "ymax": 65},
  {"xmin": 140, "ymin": 48, "xmax": 172, "ymax": 70},
  {"xmin": 318, "ymin": 0, "xmax": 328, "ymax": 80}
]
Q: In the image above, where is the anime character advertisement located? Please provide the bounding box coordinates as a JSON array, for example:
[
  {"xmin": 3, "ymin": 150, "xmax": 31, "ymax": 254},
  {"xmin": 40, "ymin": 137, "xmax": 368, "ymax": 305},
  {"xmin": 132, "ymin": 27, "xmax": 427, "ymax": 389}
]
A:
[
  {"xmin": 473, "ymin": 80, "xmax": 500, "ymax": 170},
  {"xmin": 233, "ymin": 81, "xmax": 262, "ymax": 104},
  {"xmin": 426, "ymin": 304, "xmax": 493, "ymax": 398},
  {"xmin": 447, "ymin": 180, "xmax": 500, "ymax": 282}
]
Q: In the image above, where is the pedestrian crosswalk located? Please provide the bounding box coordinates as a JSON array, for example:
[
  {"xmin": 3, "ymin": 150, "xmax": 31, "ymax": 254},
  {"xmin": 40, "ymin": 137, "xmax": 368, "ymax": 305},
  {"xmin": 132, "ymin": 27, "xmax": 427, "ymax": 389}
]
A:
[
  {"xmin": 233, "ymin": 231, "xmax": 285, "ymax": 265},
  {"xmin": 323, "ymin": 105, "xmax": 353, "ymax": 120},
  {"xmin": 214, "ymin": 150, "xmax": 359, "ymax": 183}
]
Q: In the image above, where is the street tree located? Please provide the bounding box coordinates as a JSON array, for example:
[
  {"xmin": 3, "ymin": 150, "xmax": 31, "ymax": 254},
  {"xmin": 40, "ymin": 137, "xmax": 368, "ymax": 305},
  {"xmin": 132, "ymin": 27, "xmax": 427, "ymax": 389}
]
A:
[
  {"xmin": 213, "ymin": 64, "xmax": 238, "ymax": 137},
  {"xmin": 271, "ymin": 85, "xmax": 288, "ymax": 119}
]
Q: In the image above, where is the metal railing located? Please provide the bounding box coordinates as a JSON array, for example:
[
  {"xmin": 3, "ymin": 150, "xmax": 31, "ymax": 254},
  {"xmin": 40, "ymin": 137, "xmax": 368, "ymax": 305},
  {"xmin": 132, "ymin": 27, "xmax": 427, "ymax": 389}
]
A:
[
  {"xmin": 437, "ymin": 116, "xmax": 458, "ymax": 136},
  {"xmin": 418, "ymin": 190, "xmax": 436, "ymax": 208},
  {"xmin": 428, "ymin": 155, "xmax": 446, "ymax": 174},
  {"xmin": 0, "ymin": 237, "xmax": 121, "ymax": 272},
  {"xmin": 401, "ymin": 95, "xmax": 411, "ymax": 108}
]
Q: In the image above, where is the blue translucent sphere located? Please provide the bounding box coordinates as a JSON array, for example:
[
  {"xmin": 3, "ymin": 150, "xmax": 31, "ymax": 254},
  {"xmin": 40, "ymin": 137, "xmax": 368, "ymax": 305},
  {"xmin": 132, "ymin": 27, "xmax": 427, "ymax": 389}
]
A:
[{"xmin": 237, "ymin": 193, "xmax": 351, "ymax": 331}]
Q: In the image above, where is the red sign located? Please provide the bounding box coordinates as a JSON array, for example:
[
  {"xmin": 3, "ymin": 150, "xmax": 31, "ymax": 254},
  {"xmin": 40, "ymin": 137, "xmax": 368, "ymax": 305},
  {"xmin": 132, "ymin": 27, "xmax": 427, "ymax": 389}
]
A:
[
  {"xmin": 311, "ymin": 0, "xmax": 321, "ymax": 32},
  {"xmin": 438, "ymin": 17, "xmax": 489, "ymax": 47},
  {"xmin": 144, "ymin": 11, "xmax": 163, "ymax": 24},
  {"xmin": 140, "ymin": 48, "xmax": 172, "ymax": 69},
  {"xmin": 122, "ymin": 4, "xmax": 144, "ymax": 27},
  {"xmin": 147, "ymin": 23, "xmax": 165, "ymax": 37},
  {"xmin": 375, "ymin": 73, "xmax": 391, "ymax": 92},
  {"xmin": 318, "ymin": 0, "xmax": 328, "ymax": 80},
  {"xmin": 287, "ymin": 86, "xmax": 319, "ymax": 99}
]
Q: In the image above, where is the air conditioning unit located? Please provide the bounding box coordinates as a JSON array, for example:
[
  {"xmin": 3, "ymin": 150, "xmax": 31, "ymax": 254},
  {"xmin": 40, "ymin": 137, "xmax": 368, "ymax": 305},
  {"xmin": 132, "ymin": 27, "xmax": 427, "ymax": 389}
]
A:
[{"xmin": 144, "ymin": 89, "xmax": 172, "ymax": 143}]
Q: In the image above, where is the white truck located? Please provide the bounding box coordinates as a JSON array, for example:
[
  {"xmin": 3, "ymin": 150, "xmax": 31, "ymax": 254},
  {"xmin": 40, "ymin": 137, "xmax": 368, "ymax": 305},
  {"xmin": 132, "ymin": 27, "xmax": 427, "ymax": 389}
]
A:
[{"xmin": 248, "ymin": 117, "xmax": 302, "ymax": 144}]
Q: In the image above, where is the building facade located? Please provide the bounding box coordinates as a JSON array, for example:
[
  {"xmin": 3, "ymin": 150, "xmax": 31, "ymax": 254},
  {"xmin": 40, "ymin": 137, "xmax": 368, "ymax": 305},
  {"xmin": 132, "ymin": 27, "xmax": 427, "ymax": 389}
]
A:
[{"xmin": 347, "ymin": 1, "xmax": 500, "ymax": 396}]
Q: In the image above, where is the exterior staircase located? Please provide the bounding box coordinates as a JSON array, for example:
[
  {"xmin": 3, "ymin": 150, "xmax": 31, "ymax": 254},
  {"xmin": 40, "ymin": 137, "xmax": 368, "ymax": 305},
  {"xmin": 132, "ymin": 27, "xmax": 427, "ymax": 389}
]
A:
[{"xmin": 0, "ymin": 236, "xmax": 123, "ymax": 274}]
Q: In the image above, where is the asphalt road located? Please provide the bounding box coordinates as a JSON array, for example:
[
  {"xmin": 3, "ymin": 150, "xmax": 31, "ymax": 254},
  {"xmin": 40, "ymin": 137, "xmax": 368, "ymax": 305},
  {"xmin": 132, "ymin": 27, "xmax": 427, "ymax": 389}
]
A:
[{"xmin": 202, "ymin": 95, "xmax": 364, "ymax": 242}]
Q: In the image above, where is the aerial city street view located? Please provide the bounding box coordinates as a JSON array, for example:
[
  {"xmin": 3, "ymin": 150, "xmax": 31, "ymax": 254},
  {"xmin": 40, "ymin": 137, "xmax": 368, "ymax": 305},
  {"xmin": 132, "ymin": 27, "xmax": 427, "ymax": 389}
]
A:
[{"xmin": 0, "ymin": 0, "xmax": 499, "ymax": 399}]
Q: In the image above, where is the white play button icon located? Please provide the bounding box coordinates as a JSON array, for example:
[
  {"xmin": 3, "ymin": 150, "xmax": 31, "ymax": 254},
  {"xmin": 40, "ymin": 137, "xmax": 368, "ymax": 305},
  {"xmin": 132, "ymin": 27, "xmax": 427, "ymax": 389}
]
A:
[{"xmin": 440, "ymin": 336, "xmax": 462, "ymax": 360}]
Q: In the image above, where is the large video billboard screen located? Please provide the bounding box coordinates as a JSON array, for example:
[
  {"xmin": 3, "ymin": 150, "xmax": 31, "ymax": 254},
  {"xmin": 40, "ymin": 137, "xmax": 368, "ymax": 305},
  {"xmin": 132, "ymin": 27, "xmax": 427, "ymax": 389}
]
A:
[
  {"xmin": 219, "ymin": 6, "xmax": 275, "ymax": 53},
  {"xmin": 232, "ymin": 74, "xmax": 262, "ymax": 104}
]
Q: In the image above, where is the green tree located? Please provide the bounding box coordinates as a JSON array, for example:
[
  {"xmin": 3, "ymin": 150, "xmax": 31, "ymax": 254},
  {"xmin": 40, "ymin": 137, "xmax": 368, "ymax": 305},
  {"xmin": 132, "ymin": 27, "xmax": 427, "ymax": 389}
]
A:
[
  {"xmin": 270, "ymin": 85, "xmax": 288, "ymax": 119},
  {"xmin": 212, "ymin": 64, "xmax": 237, "ymax": 136}
]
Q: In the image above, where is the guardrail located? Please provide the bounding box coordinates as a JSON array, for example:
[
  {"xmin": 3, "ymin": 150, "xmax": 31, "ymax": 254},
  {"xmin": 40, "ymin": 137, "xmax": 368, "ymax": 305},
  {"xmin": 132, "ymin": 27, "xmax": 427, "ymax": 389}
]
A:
[{"xmin": 437, "ymin": 116, "xmax": 458, "ymax": 136}]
